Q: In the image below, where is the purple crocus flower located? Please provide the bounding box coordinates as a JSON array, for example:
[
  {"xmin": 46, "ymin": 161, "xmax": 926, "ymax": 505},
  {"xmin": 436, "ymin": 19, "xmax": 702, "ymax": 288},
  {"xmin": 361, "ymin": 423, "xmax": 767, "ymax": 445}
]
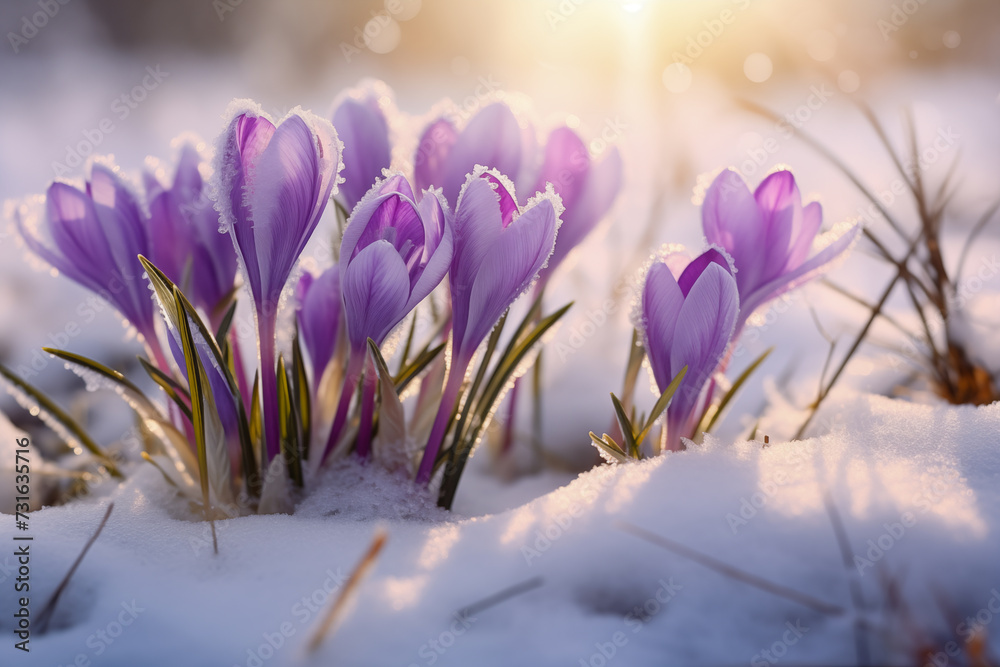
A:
[
  {"xmin": 295, "ymin": 266, "xmax": 342, "ymax": 390},
  {"xmin": 331, "ymin": 82, "xmax": 392, "ymax": 213},
  {"xmin": 640, "ymin": 247, "xmax": 739, "ymax": 452},
  {"xmin": 214, "ymin": 102, "xmax": 343, "ymax": 462},
  {"xmin": 414, "ymin": 101, "xmax": 528, "ymax": 205},
  {"xmin": 415, "ymin": 169, "xmax": 561, "ymax": 484},
  {"xmin": 703, "ymin": 169, "xmax": 860, "ymax": 332},
  {"xmin": 145, "ymin": 142, "xmax": 238, "ymax": 324},
  {"xmin": 323, "ymin": 172, "xmax": 453, "ymax": 461},
  {"xmin": 14, "ymin": 162, "xmax": 167, "ymax": 369},
  {"xmin": 532, "ymin": 127, "xmax": 623, "ymax": 283}
]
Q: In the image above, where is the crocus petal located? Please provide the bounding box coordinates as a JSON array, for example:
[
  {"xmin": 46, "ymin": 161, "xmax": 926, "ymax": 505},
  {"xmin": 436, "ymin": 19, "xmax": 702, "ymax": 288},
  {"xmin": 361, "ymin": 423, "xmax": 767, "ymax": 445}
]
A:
[
  {"xmin": 787, "ymin": 201, "xmax": 823, "ymax": 270},
  {"xmin": 483, "ymin": 172, "xmax": 518, "ymax": 227},
  {"xmin": 333, "ymin": 98, "xmax": 391, "ymax": 211},
  {"xmin": 248, "ymin": 114, "xmax": 333, "ymax": 306},
  {"xmin": 641, "ymin": 261, "xmax": 685, "ymax": 391},
  {"xmin": 441, "ymin": 103, "xmax": 523, "ymax": 203},
  {"xmin": 544, "ymin": 147, "xmax": 623, "ymax": 273},
  {"xmin": 222, "ymin": 113, "xmax": 276, "ymax": 306},
  {"xmin": 532, "ymin": 126, "xmax": 590, "ymax": 208},
  {"xmin": 414, "ymin": 118, "xmax": 457, "ymax": 194},
  {"xmin": 449, "ymin": 175, "xmax": 504, "ymax": 351},
  {"xmin": 702, "ymin": 169, "xmax": 764, "ymax": 294},
  {"xmin": 462, "ymin": 199, "xmax": 557, "ymax": 358},
  {"xmin": 667, "ymin": 263, "xmax": 739, "ymax": 440},
  {"xmin": 297, "ymin": 267, "xmax": 341, "ymax": 381},
  {"xmin": 740, "ymin": 223, "xmax": 861, "ymax": 320},
  {"xmin": 404, "ymin": 190, "xmax": 453, "ymax": 312},
  {"xmin": 88, "ymin": 163, "xmax": 143, "ymax": 234},
  {"xmin": 342, "ymin": 240, "xmax": 411, "ymax": 348},
  {"xmin": 173, "ymin": 144, "xmax": 204, "ymax": 196},
  {"xmin": 676, "ymin": 247, "xmax": 732, "ymax": 297},
  {"xmin": 755, "ymin": 171, "xmax": 801, "ymax": 285}
]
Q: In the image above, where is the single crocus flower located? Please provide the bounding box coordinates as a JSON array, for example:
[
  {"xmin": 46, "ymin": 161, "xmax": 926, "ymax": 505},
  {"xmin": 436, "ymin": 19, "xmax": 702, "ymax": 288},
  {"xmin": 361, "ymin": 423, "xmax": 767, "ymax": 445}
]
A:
[
  {"xmin": 330, "ymin": 82, "xmax": 392, "ymax": 213},
  {"xmin": 702, "ymin": 168, "xmax": 860, "ymax": 333},
  {"xmin": 145, "ymin": 142, "xmax": 238, "ymax": 325},
  {"xmin": 323, "ymin": 173, "xmax": 453, "ymax": 461},
  {"xmin": 295, "ymin": 266, "xmax": 342, "ymax": 391},
  {"xmin": 214, "ymin": 102, "xmax": 343, "ymax": 462},
  {"xmin": 415, "ymin": 168, "xmax": 561, "ymax": 484},
  {"xmin": 414, "ymin": 101, "xmax": 528, "ymax": 205},
  {"xmin": 640, "ymin": 247, "xmax": 739, "ymax": 452},
  {"xmin": 532, "ymin": 127, "xmax": 623, "ymax": 284},
  {"xmin": 15, "ymin": 161, "xmax": 167, "ymax": 369}
]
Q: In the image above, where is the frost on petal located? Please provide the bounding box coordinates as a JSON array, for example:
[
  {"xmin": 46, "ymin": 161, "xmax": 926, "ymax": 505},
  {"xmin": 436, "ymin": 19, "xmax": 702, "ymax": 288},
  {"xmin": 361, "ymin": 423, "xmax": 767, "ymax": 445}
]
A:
[{"xmin": 342, "ymin": 240, "xmax": 410, "ymax": 348}]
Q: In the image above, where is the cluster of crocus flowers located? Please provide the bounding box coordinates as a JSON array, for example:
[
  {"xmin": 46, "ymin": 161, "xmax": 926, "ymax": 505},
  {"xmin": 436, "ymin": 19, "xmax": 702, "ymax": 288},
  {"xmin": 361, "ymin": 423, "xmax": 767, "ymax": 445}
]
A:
[
  {"xmin": 633, "ymin": 168, "xmax": 859, "ymax": 451},
  {"xmin": 7, "ymin": 75, "xmax": 863, "ymax": 522}
]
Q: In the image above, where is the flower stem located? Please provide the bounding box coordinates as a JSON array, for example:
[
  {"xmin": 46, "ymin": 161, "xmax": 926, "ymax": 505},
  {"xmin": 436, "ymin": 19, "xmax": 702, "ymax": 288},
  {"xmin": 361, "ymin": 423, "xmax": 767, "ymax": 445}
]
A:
[
  {"xmin": 415, "ymin": 359, "xmax": 466, "ymax": 485},
  {"xmin": 322, "ymin": 352, "xmax": 363, "ymax": 463},
  {"xmin": 258, "ymin": 313, "xmax": 280, "ymax": 462},
  {"xmin": 354, "ymin": 352, "xmax": 378, "ymax": 461}
]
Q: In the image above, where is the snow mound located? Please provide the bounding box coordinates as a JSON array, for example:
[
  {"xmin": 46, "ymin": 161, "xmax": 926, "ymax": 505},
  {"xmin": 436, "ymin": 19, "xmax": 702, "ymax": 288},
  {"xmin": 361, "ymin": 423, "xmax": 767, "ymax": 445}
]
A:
[{"xmin": 3, "ymin": 393, "xmax": 999, "ymax": 666}]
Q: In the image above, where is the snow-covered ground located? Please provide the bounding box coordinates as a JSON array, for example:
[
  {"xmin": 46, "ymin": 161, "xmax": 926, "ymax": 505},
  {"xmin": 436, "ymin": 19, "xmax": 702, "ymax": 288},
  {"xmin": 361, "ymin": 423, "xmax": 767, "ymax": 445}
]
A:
[{"xmin": 2, "ymin": 391, "xmax": 999, "ymax": 666}]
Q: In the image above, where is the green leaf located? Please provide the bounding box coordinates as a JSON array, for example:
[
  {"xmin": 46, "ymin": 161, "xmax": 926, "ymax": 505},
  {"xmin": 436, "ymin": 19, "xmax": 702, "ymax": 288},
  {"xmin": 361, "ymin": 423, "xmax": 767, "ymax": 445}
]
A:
[
  {"xmin": 174, "ymin": 284, "xmax": 223, "ymax": 552},
  {"xmin": 142, "ymin": 255, "xmax": 259, "ymax": 499},
  {"xmin": 700, "ymin": 347, "xmax": 773, "ymax": 435},
  {"xmin": 395, "ymin": 342, "xmax": 446, "ymax": 394},
  {"xmin": 609, "ymin": 393, "xmax": 639, "ymax": 459},
  {"xmin": 137, "ymin": 357, "xmax": 193, "ymax": 422},
  {"xmin": 366, "ymin": 338, "xmax": 407, "ymax": 452},
  {"xmin": 589, "ymin": 431, "xmax": 629, "ymax": 464},
  {"xmin": 635, "ymin": 366, "xmax": 688, "ymax": 448},
  {"xmin": 250, "ymin": 371, "xmax": 263, "ymax": 478},
  {"xmin": 276, "ymin": 356, "xmax": 303, "ymax": 488},
  {"xmin": 398, "ymin": 310, "xmax": 419, "ymax": 373},
  {"xmin": 214, "ymin": 299, "xmax": 238, "ymax": 350},
  {"xmin": 438, "ymin": 301, "xmax": 572, "ymax": 510},
  {"xmin": 292, "ymin": 331, "xmax": 312, "ymax": 461},
  {"xmin": 0, "ymin": 362, "xmax": 122, "ymax": 478},
  {"xmin": 451, "ymin": 311, "xmax": 508, "ymax": 456}
]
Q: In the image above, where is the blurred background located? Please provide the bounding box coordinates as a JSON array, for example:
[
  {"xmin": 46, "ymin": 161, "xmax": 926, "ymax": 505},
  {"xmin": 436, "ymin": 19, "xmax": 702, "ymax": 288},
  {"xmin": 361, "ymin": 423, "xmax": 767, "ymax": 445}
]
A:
[{"xmin": 1, "ymin": 0, "xmax": 998, "ymax": 464}]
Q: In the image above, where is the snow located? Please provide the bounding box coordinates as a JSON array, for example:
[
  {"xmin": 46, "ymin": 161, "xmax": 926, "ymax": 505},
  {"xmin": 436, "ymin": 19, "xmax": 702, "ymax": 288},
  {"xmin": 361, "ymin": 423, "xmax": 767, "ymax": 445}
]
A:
[{"xmin": 1, "ymin": 392, "xmax": 998, "ymax": 666}]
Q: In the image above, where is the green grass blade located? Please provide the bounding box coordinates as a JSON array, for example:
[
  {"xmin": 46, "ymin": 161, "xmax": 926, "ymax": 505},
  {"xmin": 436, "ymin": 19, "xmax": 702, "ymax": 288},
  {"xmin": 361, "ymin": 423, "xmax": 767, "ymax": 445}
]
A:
[
  {"xmin": 137, "ymin": 356, "xmax": 193, "ymax": 421},
  {"xmin": 214, "ymin": 299, "xmax": 238, "ymax": 349},
  {"xmin": 292, "ymin": 332, "xmax": 312, "ymax": 461},
  {"xmin": 438, "ymin": 302, "xmax": 572, "ymax": 509},
  {"xmin": 174, "ymin": 285, "xmax": 219, "ymax": 554},
  {"xmin": 609, "ymin": 393, "xmax": 638, "ymax": 458},
  {"xmin": 702, "ymin": 347, "xmax": 773, "ymax": 435},
  {"xmin": 394, "ymin": 342, "xmax": 446, "ymax": 394},
  {"xmin": 0, "ymin": 362, "xmax": 122, "ymax": 478},
  {"xmin": 276, "ymin": 356, "xmax": 303, "ymax": 488}
]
